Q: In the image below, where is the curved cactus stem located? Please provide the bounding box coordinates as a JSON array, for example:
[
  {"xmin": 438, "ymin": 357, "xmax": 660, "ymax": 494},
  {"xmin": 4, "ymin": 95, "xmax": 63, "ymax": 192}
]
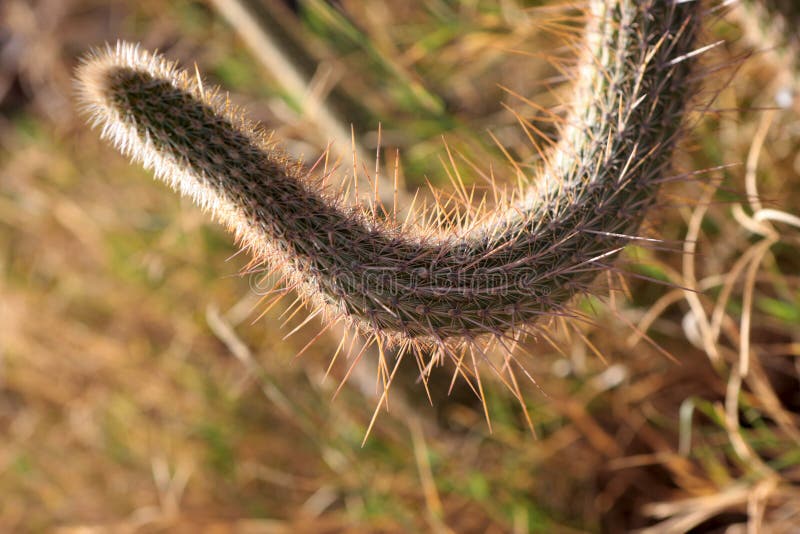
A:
[{"xmin": 75, "ymin": 0, "xmax": 702, "ymax": 351}]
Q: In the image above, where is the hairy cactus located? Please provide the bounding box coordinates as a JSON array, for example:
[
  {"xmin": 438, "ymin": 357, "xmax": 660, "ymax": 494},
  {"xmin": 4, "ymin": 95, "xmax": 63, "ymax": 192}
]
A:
[{"xmin": 76, "ymin": 0, "xmax": 701, "ymax": 351}]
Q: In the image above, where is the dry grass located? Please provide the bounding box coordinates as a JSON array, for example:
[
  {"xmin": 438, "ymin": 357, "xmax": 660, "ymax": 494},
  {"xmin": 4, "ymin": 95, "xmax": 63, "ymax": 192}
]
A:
[{"xmin": 2, "ymin": 0, "xmax": 800, "ymax": 532}]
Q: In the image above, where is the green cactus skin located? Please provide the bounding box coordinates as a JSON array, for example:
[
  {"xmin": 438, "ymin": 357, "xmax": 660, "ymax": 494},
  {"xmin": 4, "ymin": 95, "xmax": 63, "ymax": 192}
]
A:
[{"xmin": 75, "ymin": 0, "xmax": 701, "ymax": 350}]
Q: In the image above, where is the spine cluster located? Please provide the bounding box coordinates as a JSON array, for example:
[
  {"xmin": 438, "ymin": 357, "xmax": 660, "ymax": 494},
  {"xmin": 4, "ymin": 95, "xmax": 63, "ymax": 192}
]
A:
[{"xmin": 76, "ymin": 0, "xmax": 701, "ymax": 347}]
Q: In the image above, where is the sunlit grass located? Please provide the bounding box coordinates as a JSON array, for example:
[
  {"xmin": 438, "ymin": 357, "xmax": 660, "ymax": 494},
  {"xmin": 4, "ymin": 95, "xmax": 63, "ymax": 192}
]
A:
[{"xmin": 2, "ymin": 0, "xmax": 800, "ymax": 532}]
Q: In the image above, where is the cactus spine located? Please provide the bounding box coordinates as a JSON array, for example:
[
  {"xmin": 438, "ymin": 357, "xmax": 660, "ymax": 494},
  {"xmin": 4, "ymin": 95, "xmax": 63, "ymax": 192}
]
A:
[{"xmin": 76, "ymin": 0, "xmax": 701, "ymax": 350}]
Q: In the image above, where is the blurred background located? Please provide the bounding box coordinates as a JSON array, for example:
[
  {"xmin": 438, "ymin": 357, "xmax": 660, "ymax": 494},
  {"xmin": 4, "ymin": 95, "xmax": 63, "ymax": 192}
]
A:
[{"xmin": 2, "ymin": 0, "xmax": 800, "ymax": 532}]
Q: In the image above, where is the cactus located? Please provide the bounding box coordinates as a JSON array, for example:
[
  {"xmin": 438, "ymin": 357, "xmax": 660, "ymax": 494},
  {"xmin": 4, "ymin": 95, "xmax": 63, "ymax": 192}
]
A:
[{"xmin": 75, "ymin": 0, "xmax": 701, "ymax": 354}]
